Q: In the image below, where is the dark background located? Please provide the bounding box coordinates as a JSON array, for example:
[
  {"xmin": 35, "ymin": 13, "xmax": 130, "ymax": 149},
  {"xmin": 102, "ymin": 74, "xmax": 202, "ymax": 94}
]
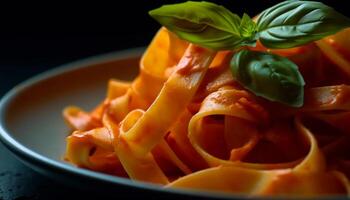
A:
[
  {"xmin": 0, "ymin": 0, "xmax": 345, "ymax": 96},
  {"xmin": 0, "ymin": 1, "xmax": 347, "ymax": 199}
]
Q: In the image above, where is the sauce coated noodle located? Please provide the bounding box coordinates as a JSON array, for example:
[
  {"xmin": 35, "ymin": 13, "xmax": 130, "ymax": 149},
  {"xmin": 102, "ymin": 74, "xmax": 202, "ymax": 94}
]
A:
[{"xmin": 64, "ymin": 27, "xmax": 350, "ymax": 197}]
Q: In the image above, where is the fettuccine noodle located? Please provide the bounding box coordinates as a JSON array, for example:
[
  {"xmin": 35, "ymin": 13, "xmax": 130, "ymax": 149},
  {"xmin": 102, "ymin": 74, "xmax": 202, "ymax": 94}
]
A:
[{"xmin": 64, "ymin": 27, "xmax": 350, "ymax": 197}]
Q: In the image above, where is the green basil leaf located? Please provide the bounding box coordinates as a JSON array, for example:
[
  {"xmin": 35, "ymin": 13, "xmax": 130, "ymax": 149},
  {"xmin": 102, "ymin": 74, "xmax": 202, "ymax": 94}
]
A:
[
  {"xmin": 230, "ymin": 50, "xmax": 305, "ymax": 107},
  {"xmin": 257, "ymin": 0, "xmax": 350, "ymax": 49},
  {"xmin": 149, "ymin": 1, "xmax": 253, "ymax": 50}
]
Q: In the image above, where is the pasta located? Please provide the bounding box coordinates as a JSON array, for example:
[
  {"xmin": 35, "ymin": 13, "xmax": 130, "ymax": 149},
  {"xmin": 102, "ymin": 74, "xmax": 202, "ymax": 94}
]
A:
[{"xmin": 63, "ymin": 27, "xmax": 350, "ymax": 197}]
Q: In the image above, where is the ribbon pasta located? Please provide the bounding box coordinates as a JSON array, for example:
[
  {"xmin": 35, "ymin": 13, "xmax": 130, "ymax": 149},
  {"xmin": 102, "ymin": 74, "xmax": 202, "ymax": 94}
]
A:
[{"xmin": 64, "ymin": 27, "xmax": 350, "ymax": 197}]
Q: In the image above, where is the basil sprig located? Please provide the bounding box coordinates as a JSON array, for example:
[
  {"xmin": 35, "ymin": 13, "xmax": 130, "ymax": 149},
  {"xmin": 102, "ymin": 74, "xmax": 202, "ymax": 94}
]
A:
[
  {"xmin": 149, "ymin": 1, "xmax": 350, "ymax": 107},
  {"xmin": 257, "ymin": 0, "xmax": 350, "ymax": 48},
  {"xmin": 231, "ymin": 50, "xmax": 305, "ymax": 107}
]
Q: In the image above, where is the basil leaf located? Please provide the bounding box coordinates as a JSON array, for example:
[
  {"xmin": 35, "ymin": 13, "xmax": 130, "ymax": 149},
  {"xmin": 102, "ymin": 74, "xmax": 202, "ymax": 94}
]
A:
[
  {"xmin": 230, "ymin": 50, "xmax": 305, "ymax": 107},
  {"xmin": 257, "ymin": 0, "xmax": 350, "ymax": 48},
  {"xmin": 149, "ymin": 1, "xmax": 253, "ymax": 50}
]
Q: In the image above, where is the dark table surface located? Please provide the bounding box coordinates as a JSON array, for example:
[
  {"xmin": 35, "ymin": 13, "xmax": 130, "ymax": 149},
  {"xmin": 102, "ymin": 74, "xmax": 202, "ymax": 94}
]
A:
[{"xmin": 0, "ymin": 142, "xmax": 78, "ymax": 200}]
